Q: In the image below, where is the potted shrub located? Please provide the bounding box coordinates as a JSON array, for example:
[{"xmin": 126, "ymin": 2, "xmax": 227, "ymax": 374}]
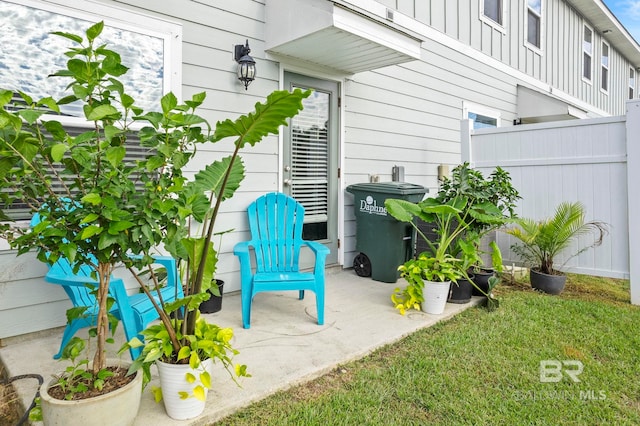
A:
[
  {"xmin": 0, "ymin": 22, "xmax": 309, "ymax": 422},
  {"xmin": 385, "ymin": 196, "xmax": 504, "ymax": 315},
  {"xmin": 504, "ymin": 201, "xmax": 608, "ymax": 294},
  {"xmin": 436, "ymin": 163, "xmax": 520, "ymax": 295}
]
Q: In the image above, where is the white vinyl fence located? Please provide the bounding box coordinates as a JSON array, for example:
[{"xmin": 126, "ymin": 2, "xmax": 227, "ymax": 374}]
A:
[{"xmin": 461, "ymin": 99, "xmax": 640, "ymax": 305}]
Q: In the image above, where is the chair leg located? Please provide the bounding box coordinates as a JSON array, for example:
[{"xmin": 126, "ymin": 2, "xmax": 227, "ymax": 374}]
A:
[
  {"xmin": 242, "ymin": 286, "xmax": 253, "ymax": 329},
  {"xmin": 316, "ymin": 288, "xmax": 324, "ymax": 326},
  {"xmin": 298, "ymin": 290, "xmax": 304, "ymax": 300},
  {"xmin": 53, "ymin": 319, "xmax": 92, "ymax": 360}
]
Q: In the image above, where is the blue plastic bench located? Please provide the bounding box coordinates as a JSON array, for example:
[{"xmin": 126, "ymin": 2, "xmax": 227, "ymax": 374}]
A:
[{"xmin": 234, "ymin": 192, "xmax": 330, "ymax": 329}]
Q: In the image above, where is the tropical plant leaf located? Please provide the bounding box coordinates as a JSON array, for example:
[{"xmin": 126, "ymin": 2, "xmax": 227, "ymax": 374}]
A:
[{"xmin": 212, "ymin": 89, "xmax": 311, "ymax": 147}]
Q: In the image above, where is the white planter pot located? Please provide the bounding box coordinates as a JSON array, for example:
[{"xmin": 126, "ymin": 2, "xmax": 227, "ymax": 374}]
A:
[
  {"xmin": 40, "ymin": 360, "xmax": 142, "ymax": 426},
  {"xmin": 421, "ymin": 280, "xmax": 451, "ymax": 315},
  {"xmin": 157, "ymin": 358, "xmax": 214, "ymax": 420}
]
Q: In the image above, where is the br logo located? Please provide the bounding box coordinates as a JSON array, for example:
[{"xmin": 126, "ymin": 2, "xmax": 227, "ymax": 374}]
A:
[{"xmin": 539, "ymin": 360, "xmax": 584, "ymax": 383}]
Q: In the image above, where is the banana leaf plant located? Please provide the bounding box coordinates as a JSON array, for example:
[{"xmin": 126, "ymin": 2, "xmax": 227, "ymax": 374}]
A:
[
  {"xmin": 384, "ymin": 196, "xmax": 505, "ymax": 313},
  {"xmin": 0, "ymin": 21, "xmax": 310, "ymax": 393}
]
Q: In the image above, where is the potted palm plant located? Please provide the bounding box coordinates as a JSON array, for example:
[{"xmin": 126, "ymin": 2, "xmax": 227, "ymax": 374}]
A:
[{"xmin": 505, "ymin": 201, "xmax": 608, "ymax": 294}]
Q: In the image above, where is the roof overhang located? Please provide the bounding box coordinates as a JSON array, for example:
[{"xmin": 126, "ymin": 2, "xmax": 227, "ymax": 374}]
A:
[
  {"xmin": 565, "ymin": 0, "xmax": 640, "ymax": 68},
  {"xmin": 517, "ymin": 85, "xmax": 589, "ymax": 124},
  {"xmin": 265, "ymin": 0, "xmax": 422, "ymax": 74}
]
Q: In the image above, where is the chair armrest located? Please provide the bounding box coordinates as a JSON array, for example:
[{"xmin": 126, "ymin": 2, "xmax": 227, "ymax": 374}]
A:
[
  {"xmin": 234, "ymin": 241, "xmax": 256, "ymax": 278},
  {"xmin": 302, "ymin": 240, "xmax": 330, "ymax": 257},
  {"xmin": 302, "ymin": 241, "xmax": 330, "ymax": 272}
]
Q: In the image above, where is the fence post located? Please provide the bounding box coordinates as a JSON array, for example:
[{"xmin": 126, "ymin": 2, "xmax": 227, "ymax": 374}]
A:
[
  {"xmin": 626, "ymin": 100, "xmax": 640, "ymax": 305},
  {"xmin": 460, "ymin": 119, "xmax": 472, "ymax": 164}
]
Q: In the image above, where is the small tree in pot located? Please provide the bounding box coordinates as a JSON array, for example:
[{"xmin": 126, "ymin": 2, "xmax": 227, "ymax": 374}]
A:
[{"xmin": 0, "ymin": 22, "xmax": 309, "ymax": 421}]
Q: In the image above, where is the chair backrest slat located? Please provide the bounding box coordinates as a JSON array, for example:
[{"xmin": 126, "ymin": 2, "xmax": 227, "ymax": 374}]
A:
[{"xmin": 248, "ymin": 192, "xmax": 306, "ymax": 273}]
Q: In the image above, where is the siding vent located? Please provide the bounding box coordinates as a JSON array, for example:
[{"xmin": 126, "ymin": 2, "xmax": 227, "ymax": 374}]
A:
[{"xmin": 385, "ymin": 8, "xmax": 394, "ymax": 22}]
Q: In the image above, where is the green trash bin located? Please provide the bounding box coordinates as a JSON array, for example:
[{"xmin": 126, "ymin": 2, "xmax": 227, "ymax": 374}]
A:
[{"xmin": 346, "ymin": 182, "xmax": 427, "ymax": 283}]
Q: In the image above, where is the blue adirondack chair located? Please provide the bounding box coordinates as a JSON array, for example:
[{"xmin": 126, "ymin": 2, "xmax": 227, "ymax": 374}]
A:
[
  {"xmin": 30, "ymin": 214, "xmax": 183, "ymax": 360},
  {"xmin": 234, "ymin": 192, "xmax": 330, "ymax": 329}
]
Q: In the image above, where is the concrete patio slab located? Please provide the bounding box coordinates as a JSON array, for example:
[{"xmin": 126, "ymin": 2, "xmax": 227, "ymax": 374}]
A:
[{"xmin": 1, "ymin": 268, "xmax": 484, "ymax": 425}]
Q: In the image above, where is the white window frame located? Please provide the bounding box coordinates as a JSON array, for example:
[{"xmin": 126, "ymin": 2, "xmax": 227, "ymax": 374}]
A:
[
  {"xmin": 582, "ymin": 24, "xmax": 594, "ymax": 84},
  {"xmin": 630, "ymin": 67, "xmax": 636, "ymax": 100},
  {"xmin": 480, "ymin": 0, "xmax": 506, "ymax": 33},
  {"xmin": 1, "ymin": 0, "xmax": 183, "ymax": 123},
  {"xmin": 525, "ymin": 0, "xmax": 544, "ymax": 52},
  {"xmin": 462, "ymin": 101, "xmax": 501, "ymax": 129},
  {"xmin": 600, "ymin": 40, "xmax": 609, "ymax": 94},
  {"xmin": 1, "ymin": 0, "xmax": 182, "ymax": 222}
]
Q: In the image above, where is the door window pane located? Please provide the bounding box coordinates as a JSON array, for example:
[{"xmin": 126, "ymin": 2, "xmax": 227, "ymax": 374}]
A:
[{"xmin": 291, "ymin": 88, "xmax": 329, "ymax": 240}]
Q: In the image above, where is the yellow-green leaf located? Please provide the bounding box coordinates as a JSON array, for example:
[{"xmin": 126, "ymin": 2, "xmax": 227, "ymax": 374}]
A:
[
  {"xmin": 151, "ymin": 386, "xmax": 163, "ymax": 403},
  {"xmin": 200, "ymin": 371, "xmax": 211, "ymax": 389},
  {"xmin": 177, "ymin": 346, "xmax": 190, "ymax": 361},
  {"xmin": 178, "ymin": 391, "xmax": 189, "ymax": 400},
  {"xmin": 189, "ymin": 351, "xmax": 199, "ymax": 369},
  {"xmin": 193, "ymin": 386, "xmax": 206, "ymax": 401},
  {"xmin": 185, "ymin": 372, "xmax": 196, "ymax": 384}
]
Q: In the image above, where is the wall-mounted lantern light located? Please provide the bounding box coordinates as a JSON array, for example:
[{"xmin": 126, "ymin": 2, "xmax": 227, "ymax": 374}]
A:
[{"xmin": 234, "ymin": 40, "xmax": 256, "ymax": 90}]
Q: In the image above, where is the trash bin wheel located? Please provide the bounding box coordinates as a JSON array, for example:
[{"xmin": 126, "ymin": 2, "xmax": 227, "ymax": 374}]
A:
[{"xmin": 353, "ymin": 253, "xmax": 372, "ymax": 277}]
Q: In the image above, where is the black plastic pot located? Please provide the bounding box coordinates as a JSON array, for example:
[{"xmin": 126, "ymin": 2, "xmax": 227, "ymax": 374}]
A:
[
  {"xmin": 448, "ymin": 275, "xmax": 474, "ymax": 304},
  {"xmin": 530, "ymin": 269, "xmax": 566, "ymax": 295},
  {"xmin": 471, "ymin": 268, "xmax": 494, "ymax": 296},
  {"xmin": 199, "ymin": 280, "xmax": 224, "ymax": 313}
]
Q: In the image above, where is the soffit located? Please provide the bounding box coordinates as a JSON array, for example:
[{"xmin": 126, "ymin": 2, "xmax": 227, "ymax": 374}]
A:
[
  {"xmin": 517, "ymin": 86, "xmax": 588, "ymax": 123},
  {"xmin": 265, "ymin": 0, "xmax": 422, "ymax": 74}
]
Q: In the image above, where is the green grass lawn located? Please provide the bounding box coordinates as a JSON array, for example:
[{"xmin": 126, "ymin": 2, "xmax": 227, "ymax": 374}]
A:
[{"xmin": 216, "ymin": 274, "xmax": 640, "ymax": 425}]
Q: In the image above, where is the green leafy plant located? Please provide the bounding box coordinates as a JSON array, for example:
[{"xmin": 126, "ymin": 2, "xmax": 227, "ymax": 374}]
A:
[
  {"xmin": 437, "ymin": 162, "xmax": 519, "ymax": 271},
  {"xmin": 385, "ymin": 196, "xmax": 504, "ymax": 314},
  {"xmin": 0, "ymin": 21, "xmax": 308, "ymax": 404},
  {"xmin": 505, "ymin": 201, "xmax": 608, "ymax": 275}
]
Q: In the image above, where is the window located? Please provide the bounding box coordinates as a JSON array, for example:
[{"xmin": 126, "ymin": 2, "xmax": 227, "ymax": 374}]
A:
[
  {"xmin": 583, "ymin": 26, "xmax": 593, "ymax": 82},
  {"xmin": 483, "ymin": 0, "xmax": 503, "ymax": 25},
  {"xmin": 631, "ymin": 68, "xmax": 636, "ymax": 100},
  {"xmin": 601, "ymin": 41, "xmax": 609, "ymax": 93},
  {"xmin": 463, "ymin": 102, "xmax": 500, "ymax": 129},
  {"xmin": 0, "ymin": 0, "xmax": 181, "ymax": 220},
  {"xmin": 526, "ymin": 0, "xmax": 542, "ymax": 48}
]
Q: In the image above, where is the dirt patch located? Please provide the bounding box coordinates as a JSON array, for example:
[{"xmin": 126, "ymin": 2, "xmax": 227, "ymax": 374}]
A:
[
  {"xmin": 0, "ymin": 364, "xmax": 22, "ymax": 426},
  {"xmin": 46, "ymin": 366, "xmax": 134, "ymax": 401}
]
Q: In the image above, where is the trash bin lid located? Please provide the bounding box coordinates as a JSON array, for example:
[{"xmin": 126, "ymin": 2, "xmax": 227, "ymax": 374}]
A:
[{"xmin": 346, "ymin": 182, "xmax": 428, "ymax": 195}]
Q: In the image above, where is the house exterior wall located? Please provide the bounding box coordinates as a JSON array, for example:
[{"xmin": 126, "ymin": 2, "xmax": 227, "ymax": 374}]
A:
[
  {"xmin": 374, "ymin": 0, "xmax": 638, "ymax": 116},
  {"xmin": 1, "ymin": 0, "xmax": 638, "ymax": 340}
]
